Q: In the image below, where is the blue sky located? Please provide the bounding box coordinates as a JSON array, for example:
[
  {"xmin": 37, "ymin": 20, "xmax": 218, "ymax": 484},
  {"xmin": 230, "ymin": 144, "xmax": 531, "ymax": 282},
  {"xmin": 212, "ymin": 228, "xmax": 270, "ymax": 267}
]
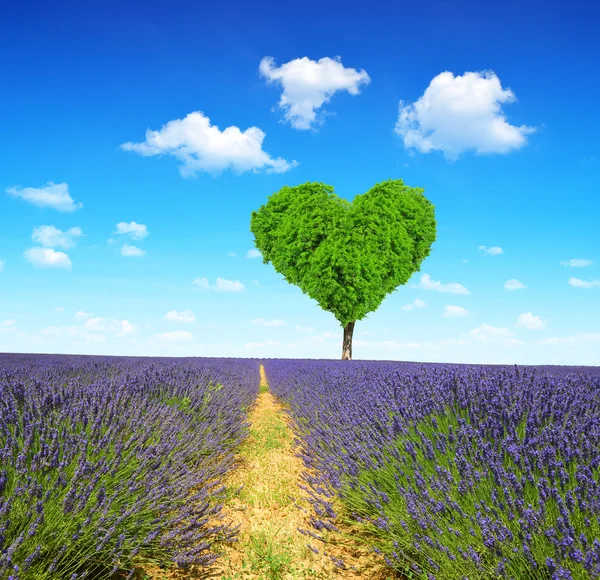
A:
[{"xmin": 1, "ymin": 0, "xmax": 599, "ymax": 364}]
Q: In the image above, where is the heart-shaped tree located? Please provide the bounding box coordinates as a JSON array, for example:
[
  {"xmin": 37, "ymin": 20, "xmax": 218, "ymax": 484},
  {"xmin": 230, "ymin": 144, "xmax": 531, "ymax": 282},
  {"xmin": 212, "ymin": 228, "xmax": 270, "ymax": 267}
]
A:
[{"xmin": 250, "ymin": 179, "xmax": 436, "ymax": 359}]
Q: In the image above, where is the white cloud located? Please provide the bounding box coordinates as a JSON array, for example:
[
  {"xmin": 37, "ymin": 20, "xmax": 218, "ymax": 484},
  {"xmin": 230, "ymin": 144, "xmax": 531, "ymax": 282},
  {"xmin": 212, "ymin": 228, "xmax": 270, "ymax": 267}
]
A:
[
  {"xmin": 515, "ymin": 312, "xmax": 546, "ymax": 330},
  {"xmin": 75, "ymin": 311, "xmax": 91, "ymax": 320},
  {"xmin": 83, "ymin": 317, "xmax": 135, "ymax": 337},
  {"xmin": 39, "ymin": 325, "xmax": 106, "ymax": 343},
  {"xmin": 504, "ymin": 279, "xmax": 526, "ymax": 291},
  {"xmin": 469, "ymin": 324, "xmax": 517, "ymax": 342},
  {"xmin": 115, "ymin": 221, "xmax": 148, "ymax": 240},
  {"xmin": 401, "ymin": 298, "xmax": 428, "ymax": 310},
  {"xmin": 395, "ymin": 71, "xmax": 535, "ymax": 160},
  {"xmin": 153, "ymin": 330, "xmax": 194, "ymax": 342},
  {"xmin": 258, "ymin": 55, "xmax": 371, "ymax": 130},
  {"xmin": 164, "ymin": 309, "xmax": 196, "ymax": 323},
  {"xmin": 246, "ymin": 249, "xmax": 262, "ymax": 259},
  {"xmin": 252, "ymin": 318, "xmax": 285, "ymax": 327},
  {"xmin": 120, "ymin": 111, "xmax": 298, "ymax": 177},
  {"xmin": 561, "ymin": 258, "xmax": 593, "ymax": 268},
  {"xmin": 6, "ymin": 181, "xmax": 82, "ymax": 212},
  {"xmin": 413, "ymin": 273, "xmax": 470, "ymax": 294},
  {"xmin": 32, "ymin": 225, "xmax": 82, "ymax": 249},
  {"xmin": 569, "ymin": 277, "xmax": 600, "ymax": 288},
  {"xmin": 479, "ymin": 245, "xmax": 504, "ymax": 256},
  {"xmin": 443, "ymin": 305, "xmax": 469, "ymax": 317},
  {"xmin": 192, "ymin": 277, "xmax": 245, "ymax": 292},
  {"xmin": 540, "ymin": 333, "xmax": 600, "ymax": 346},
  {"xmin": 1, "ymin": 319, "xmax": 16, "ymax": 328},
  {"xmin": 121, "ymin": 244, "xmax": 146, "ymax": 257},
  {"xmin": 296, "ymin": 325, "xmax": 314, "ymax": 332},
  {"xmin": 116, "ymin": 320, "xmax": 135, "ymax": 337},
  {"xmin": 24, "ymin": 247, "xmax": 71, "ymax": 269}
]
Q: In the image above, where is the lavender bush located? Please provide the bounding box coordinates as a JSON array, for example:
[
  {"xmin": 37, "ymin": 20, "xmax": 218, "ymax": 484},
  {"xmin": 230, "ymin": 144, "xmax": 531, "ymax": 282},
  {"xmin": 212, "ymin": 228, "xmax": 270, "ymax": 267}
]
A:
[
  {"xmin": 0, "ymin": 354, "xmax": 259, "ymax": 579},
  {"xmin": 264, "ymin": 359, "xmax": 600, "ymax": 579}
]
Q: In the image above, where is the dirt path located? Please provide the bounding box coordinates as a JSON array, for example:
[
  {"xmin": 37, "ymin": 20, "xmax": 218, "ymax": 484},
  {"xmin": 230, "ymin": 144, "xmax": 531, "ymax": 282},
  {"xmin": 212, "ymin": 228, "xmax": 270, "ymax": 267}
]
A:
[
  {"xmin": 201, "ymin": 363, "xmax": 393, "ymax": 580},
  {"xmin": 142, "ymin": 363, "xmax": 394, "ymax": 579}
]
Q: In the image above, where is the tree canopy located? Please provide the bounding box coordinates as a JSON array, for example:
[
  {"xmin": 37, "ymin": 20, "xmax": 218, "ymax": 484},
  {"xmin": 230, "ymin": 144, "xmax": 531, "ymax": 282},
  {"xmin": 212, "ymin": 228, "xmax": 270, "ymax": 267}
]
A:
[{"xmin": 250, "ymin": 179, "xmax": 436, "ymax": 355}]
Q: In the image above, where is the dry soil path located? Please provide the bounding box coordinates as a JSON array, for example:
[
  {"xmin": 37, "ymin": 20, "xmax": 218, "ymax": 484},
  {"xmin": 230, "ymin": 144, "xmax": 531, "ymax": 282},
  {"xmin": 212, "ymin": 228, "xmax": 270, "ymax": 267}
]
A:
[{"xmin": 144, "ymin": 364, "xmax": 394, "ymax": 579}]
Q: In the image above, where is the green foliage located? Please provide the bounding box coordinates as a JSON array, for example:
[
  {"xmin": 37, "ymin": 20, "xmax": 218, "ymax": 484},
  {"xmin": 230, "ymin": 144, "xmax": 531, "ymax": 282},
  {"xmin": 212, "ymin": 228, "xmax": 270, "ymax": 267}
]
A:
[{"xmin": 250, "ymin": 179, "xmax": 436, "ymax": 326}]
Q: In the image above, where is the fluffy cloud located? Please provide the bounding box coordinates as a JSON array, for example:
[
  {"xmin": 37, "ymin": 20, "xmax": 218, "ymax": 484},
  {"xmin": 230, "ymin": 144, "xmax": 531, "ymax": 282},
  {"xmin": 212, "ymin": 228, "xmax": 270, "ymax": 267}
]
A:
[
  {"xmin": 164, "ymin": 309, "xmax": 196, "ymax": 323},
  {"xmin": 401, "ymin": 298, "xmax": 427, "ymax": 311},
  {"xmin": 193, "ymin": 277, "xmax": 245, "ymax": 292},
  {"xmin": 84, "ymin": 317, "xmax": 135, "ymax": 336},
  {"xmin": 515, "ymin": 312, "xmax": 547, "ymax": 330},
  {"xmin": 413, "ymin": 273, "xmax": 470, "ymax": 294},
  {"xmin": 568, "ymin": 277, "xmax": 600, "ymax": 288},
  {"xmin": 395, "ymin": 71, "xmax": 535, "ymax": 160},
  {"xmin": 504, "ymin": 279, "xmax": 526, "ymax": 291},
  {"xmin": 115, "ymin": 221, "xmax": 148, "ymax": 240},
  {"xmin": 6, "ymin": 182, "xmax": 82, "ymax": 212},
  {"xmin": 259, "ymin": 55, "xmax": 371, "ymax": 130},
  {"xmin": 121, "ymin": 244, "xmax": 145, "ymax": 257},
  {"xmin": 32, "ymin": 225, "xmax": 82, "ymax": 249},
  {"xmin": 246, "ymin": 249, "xmax": 261, "ymax": 259},
  {"xmin": 24, "ymin": 247, "xmax": 71, "ymax": 269},
  {"xmin": 469, "ymin": 324, "xmax": 519, "ymax": 343},
  {"xmin": 120, "ymin": 111, "xmax": 298, "ymax": 177},
  {"xmin": 443, "ymin": 305, "xmax": 469, "ymax": 317},
  {"xmin": 252, "ymin": 318, "xmax": 285, "ymax": 327},
  {"xmin": 479, "ymin": 245, "xmax": 503, "ymax": 256},
  {"xmin": 153, "ymin": 330, "xmax": 194, "ymax": 342},
  {"xmin": 561, "ymin": 258, "xmax": 593, "ymax": 268}
]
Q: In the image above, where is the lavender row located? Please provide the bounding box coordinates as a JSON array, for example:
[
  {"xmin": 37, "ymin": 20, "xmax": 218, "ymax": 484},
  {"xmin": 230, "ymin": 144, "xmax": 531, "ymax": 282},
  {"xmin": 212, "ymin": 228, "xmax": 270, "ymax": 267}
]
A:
[
  {"xmin": 0, "ymin": 354, "xmax": 260, "ymax": 579},
  {"xmin": 264, "ymin": 359, "xmax": 600, "ymax": 579}
]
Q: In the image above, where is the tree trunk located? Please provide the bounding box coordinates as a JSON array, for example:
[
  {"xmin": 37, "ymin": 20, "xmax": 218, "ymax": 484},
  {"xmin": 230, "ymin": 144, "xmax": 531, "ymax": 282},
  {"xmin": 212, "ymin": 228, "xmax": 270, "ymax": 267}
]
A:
[{"xmin": 341, "ymin": 321, "xmax": 355, "ymax": 360}]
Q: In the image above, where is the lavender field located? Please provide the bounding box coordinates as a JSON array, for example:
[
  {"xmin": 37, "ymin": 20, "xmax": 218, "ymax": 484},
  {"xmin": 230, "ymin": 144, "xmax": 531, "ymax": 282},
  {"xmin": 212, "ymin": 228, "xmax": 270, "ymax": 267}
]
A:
[
  {"xmin": 0, "ymin": 354, "xmax": 259, "ymax": 579},
  {"xmin": 265, "ymin": 360, "xmax": 600, "ymax": 579},
  {"xmin": 2, "ymin": 355, "xmax": 600, "ymax": 579}
]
